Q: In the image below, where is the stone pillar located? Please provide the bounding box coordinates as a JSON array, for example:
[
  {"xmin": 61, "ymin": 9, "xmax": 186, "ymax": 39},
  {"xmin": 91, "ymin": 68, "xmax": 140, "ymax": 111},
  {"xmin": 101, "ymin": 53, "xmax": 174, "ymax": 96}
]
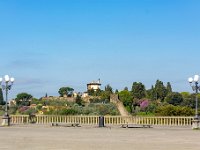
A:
[
  {"xmin": 192, "ymin": 119, "xmax": 200, "ymax": 129},
  {"xmin": 1, "ymin": 115, "xmax": 10, "ymax": 126}
]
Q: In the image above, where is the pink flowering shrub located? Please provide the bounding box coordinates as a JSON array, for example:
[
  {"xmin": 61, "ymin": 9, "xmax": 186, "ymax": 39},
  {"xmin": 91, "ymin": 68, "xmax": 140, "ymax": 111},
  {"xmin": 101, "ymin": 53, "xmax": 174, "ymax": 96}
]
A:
[
  {"xmin": 139, "ymin": 99, "xmax": 149, "ymax": 111},
  {"xmin": 18, "ymin": 106, "xmax": 30, "ymax": 113}
]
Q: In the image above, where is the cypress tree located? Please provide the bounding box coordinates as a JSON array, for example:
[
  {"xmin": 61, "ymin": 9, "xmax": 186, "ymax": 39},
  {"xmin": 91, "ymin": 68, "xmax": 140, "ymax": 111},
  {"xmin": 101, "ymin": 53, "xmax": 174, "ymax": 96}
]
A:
[
  {"xmin": 166, "ymin": 82, "xmax": 172, "ymax": 94},
  {"xmin": 154, "ymin": 80, "xmax": 167, "ymax": 101}
]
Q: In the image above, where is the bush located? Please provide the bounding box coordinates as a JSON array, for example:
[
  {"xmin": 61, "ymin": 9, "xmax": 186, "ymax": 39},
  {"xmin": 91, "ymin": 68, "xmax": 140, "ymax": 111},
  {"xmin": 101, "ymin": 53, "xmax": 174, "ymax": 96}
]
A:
[
  {"xmin": 89, "ymin": 98, "xmax": 109, "ymax": 104},
  {"xmin": 59, "ymin": 108, "xmax": 78, "ymax": 115},
  {"xmin": 18, "ymin": 106, "xmax": 38, "ymax": 115},
  {"xmin": 155, "ymin": 105, "xmax": 194, "ymax": 116},
  {"xmin": 125, "ymin": 105, "xmax": 132, "ymax": 113}
]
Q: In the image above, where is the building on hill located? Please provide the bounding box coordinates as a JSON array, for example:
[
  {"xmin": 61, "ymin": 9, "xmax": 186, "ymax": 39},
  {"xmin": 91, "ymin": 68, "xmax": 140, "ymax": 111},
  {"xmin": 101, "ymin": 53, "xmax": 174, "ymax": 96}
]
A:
[{"xmin": 87, "ymin": 79, "xmax": 101, "ymax": 91}]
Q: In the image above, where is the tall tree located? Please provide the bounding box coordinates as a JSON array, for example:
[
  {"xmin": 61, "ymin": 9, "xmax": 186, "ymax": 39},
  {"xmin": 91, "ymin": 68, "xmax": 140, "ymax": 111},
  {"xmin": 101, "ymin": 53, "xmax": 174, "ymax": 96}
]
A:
[
  {"xmin": 131, "ymin": 82, "xmax": 146, "ymax": 99},
  {"xmin": 119, "ymin": 90, "xmax": 133, "ymax": 112},
  {"xmin": 124, "ymin": 87, "xmax": 129, "ymax": 91},
  {"xmin": 15, "ymin": 93, "xmax": 33, "ymax": 106},
  {"xmin": 101, "ymin": 84, "xmax": 113, "ymax": 100},
  {"xmin": 105, "ymin": 84, "xmax": 113, "ymax": 93},
  {"xmin": 0, "ymin": 88, "xmax": 5, "ymax": 105},
  {"xmin": 146, "ymin": 85, "xmax": 157, "ymax": 100},
  {"xmin": 58, "ymin": 87, "xmax": 74, "ymax": 97},
  {"xmin": 165, "ymin": 92, "xmax": 183, "ymax": 106},
  {"xmin": 166, "ymin": 82, "xmax": 172, "ymax": 94},
  {"xmin": 115, "ymin": 89, "xmax": 119, "ymax": 94},
  {"xmin": 154, "ymin": 80, "xmax": 167, "ymax": 101}
]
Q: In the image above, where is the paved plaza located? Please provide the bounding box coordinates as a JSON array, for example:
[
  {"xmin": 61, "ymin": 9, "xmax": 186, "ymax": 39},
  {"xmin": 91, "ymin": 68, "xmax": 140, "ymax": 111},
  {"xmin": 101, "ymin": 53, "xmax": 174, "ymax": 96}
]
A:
[{"xmin": 0, "ymin": 125, "xmax": 199, "ymax": 150}]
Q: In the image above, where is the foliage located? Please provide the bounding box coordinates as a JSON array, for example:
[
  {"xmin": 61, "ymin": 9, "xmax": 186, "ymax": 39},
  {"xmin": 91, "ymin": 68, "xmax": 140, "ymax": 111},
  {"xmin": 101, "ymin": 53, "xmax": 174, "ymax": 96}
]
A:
[
  {"xmin": 15, "ymin": 93, "xmax": 33, "ymax": 106},
  {"xmin": 180, "ymin": 92, "xmax": 190, "ymax": 99},
  {"xmin": 9, "ymin": 106, "xmax": 18, "ymax": 114},
  {"xmin": 18, "ymin": 106, "xmax": 37, "ymax": 115},
  {"xmin": 154, "ymin": 80, "xmax": 167, "ymax": 101},
  {"xmin": 146, "ymin": 86, "xmax": 156, "ymax": 100},
  {"xmin": 105, "ymin": 84, "xmax": 113, "ymax": 93},
  {"xmin": 88, "ymin": 89, "xmax": 102, "ymax": 96},
  {"xmin": 89, "ymin": 98, "xmax": 109, "ymax": 104},
  {"xmin": 139, "ymin": 99, "xmax": 149, "ymax": 111},
  {"xmin": 124, "ymin": 87, "xmax": 129, "ymax": 91},
  {"xmin": 100, "ymin": 91, "xmax": 109, "ymax": 100},
  {"xmin": 75, "ymin": 95, "xmax": 83, "ymax": 105},
  {"xmin": 87, "ymin": 103, "xmax": 119, "ymax": 115},
  {"xmin": 131, "ymin": 82, "xmax": 146, "ymax": 99},
  {"xmin": 100, "ymin": 84, "xmax": 113, "ymax": 100},
  {"xmin": 125, "ymin": 105, "xmax": 132, "ymax": 113},
  {"xmin": 155, "ymin": 105, "xmax": 194, "ymax": 116},
  {"xmin": 166, "ymin": 82, "xmax": 172, "ymax": 94},
  {"xmin": 181, "ymin": 93, "xmax": 200, "ymax": 109},
  {"xmin": 119, "ymin": 90, "xmax": 133, "ymax": 107},
  {"xmin": 145, "ymin": 102, "xmax": 157, "ymax": 113},
  {"xmin": 165, "ymin": 92, "xmax": 183, "ymax": 106},
  {"xmin": 59, "ymin": 108, "xmax": 78, "ymax": 115},
  {"xmin": 115, "ymin": 89, "xmax": 119, "ymax": 94},
  {"xmin": 58, "ymin": 87, "xmax": 74, "ymax": 97}
]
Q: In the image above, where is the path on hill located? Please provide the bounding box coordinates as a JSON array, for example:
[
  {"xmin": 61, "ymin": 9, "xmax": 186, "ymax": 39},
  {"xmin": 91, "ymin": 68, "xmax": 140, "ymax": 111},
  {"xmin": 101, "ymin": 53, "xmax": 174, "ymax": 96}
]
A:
[
  {"xmin": 116, "ymin": 99, "xmax": 130, "ymax": 116},
  {"xmin": 110, "ymin": 94, "xmax": 130, "ymax": 116}
]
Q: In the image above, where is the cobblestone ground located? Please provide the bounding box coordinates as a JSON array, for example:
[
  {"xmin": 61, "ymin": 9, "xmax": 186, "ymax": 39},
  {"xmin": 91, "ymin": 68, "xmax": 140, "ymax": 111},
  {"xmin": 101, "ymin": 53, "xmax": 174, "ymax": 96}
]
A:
[{"xmin": 0, "ymin": 125, "xmax": 199, "ymax": 150}]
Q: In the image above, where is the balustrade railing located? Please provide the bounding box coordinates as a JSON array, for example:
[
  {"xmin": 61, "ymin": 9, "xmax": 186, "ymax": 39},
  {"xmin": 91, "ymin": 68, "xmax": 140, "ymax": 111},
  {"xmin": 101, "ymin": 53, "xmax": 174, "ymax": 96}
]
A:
[{"xmin": 0, "ymin": 115, "xmax": 192, "ymax": 126}]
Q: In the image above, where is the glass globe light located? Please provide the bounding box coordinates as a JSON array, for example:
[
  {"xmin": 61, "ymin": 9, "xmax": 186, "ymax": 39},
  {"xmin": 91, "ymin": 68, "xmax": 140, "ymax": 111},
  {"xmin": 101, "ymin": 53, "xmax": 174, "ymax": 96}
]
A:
[
  {"xmin": 4, "ymin": 75, "xmax": 10, "ymax": 82},
  {"xmin": 10, "ymin": 77, "xmax": 15, "ymax": 83},
  {"xmin": 188, "ymin": 77, "xmax": 193, "ymax": 83},
  {"xmin": 194, "ymin": 75, "xmax": 199, "ymax": 82}
]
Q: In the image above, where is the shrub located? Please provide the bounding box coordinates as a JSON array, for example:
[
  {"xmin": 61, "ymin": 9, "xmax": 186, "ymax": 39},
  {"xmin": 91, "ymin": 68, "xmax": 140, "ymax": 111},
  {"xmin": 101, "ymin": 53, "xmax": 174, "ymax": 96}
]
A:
[
  {"xmin": 58, "ymin": 108, "xmax": 78, "ymax": 115},
  {"xmin": 155, "ymin": 105, "xmax": 194, "ymax": 116}
]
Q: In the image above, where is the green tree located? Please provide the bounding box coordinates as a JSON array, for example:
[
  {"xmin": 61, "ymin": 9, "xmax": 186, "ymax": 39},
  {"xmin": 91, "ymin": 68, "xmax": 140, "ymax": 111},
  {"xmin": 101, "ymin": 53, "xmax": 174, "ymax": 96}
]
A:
[
  {"xmin": 165, "ymin": 92, "xmax": 183, "ymax": 106},
  {"xmin": 124, "ymin": 87, "xmax": 128, "ymax": 91},
  {"xmin": 88, "ymin": 89, "xmax": 102, "ymax": 96},
  {"xmin": 58, "ymin": 87, "xmax": 74, "ymax": 97},
  {"xmin": 146, "ymin": 85, "xmax": 157, "ymax": 100},
  {"xmin": 0, "ymin": 88, "xmax": 5, "ymax": 105},
  {"xmin": 15, "ymin": 93, "xmax": 33, "ymax": 106},
  {"xmin": 76, "ymin": 95, "xmax": 82, "ymax": 106},
  {"xmin": 166, "ymin": 82, "xmax": 172, "ymax": 94},
  {"xmin": 101, "ymin": 91, "xmax": 110, "ymax": 100},
  {"xmin": 180, "ymin": 92, "xmax": 190, "ymax": 99},
  {"xmin": 119, "ymin": 90, "xmax": 133, "ymax": 107},
  {"xmin": 88, "ymin": 89, "xmax": 95, "ymax": 96},
  {"xmin": 105, "ymin": 84, "xmax": 113, "ymax": 93},
  {"xmin": 131, "ymin": 82, "xmax": 146, "ymax": 99},
  {"xmin": 154, "ymin": 80, "xmax": 167, "ymax": 101},
  {"xmin": 115, "ymin": 89, "xmax": 119, "ymax": 94},
  {"xmin": 100, "ymin": 84, "xmax": 113, "ymax": 100},
  {"xmin": 181, "ymin": 93, "xmax": 200, "ymax": 109}
]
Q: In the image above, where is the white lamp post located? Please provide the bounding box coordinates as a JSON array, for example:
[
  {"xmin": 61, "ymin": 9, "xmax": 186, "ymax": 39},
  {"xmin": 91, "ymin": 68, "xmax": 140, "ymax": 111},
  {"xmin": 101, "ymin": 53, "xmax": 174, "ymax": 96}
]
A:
[
  {"xmin": 188, "ymin": 75, "xmax": 200, "ymax": 129},
  {"xmin": 0, "ymin": 75, "xmax": 15, "ymax": 126}
]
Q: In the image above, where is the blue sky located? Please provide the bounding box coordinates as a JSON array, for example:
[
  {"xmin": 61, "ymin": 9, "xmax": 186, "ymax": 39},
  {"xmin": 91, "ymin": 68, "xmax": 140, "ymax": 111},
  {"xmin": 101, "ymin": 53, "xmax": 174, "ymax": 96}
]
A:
[{"xmin": 0, "ymin": 0, "xmax": 200, "ymax": 99}]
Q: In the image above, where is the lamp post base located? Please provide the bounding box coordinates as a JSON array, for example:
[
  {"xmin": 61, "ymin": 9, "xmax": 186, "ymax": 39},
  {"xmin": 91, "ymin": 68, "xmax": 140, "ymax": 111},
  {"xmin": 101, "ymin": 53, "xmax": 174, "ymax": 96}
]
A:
[
  {"xmin": 192, "ymin": 119, "xmax": 200, "ymax": 129},
  {"xmin": 1, "ymin": 115, "xmax": 10, "ymax": 126}
]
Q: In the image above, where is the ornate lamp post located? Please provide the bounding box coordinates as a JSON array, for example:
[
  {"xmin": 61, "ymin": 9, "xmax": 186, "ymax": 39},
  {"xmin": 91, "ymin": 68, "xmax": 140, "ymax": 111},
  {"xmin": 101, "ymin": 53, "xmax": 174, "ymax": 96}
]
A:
[
  {"xmin": 188, "ymin": 75, "xmax": 200, "ymax": 129},
  {"xmin": 0, "ymin": 75, "xmax": 15, "ymax": 126}
]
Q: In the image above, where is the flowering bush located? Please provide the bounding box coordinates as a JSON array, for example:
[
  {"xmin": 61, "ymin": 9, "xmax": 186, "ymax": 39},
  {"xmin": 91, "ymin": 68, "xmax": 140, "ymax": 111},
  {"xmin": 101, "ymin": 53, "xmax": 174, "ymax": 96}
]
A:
[
  {"xmin": 18, "ymin": 106, "xmax": 29, "ymax": 113},
  {"xmin": 139, "ymin": 99, "xmax": 149, "ymax": 111},
  {"xmin": 18, "ymin": 106, "xmax": 37, "ymax": 115}
]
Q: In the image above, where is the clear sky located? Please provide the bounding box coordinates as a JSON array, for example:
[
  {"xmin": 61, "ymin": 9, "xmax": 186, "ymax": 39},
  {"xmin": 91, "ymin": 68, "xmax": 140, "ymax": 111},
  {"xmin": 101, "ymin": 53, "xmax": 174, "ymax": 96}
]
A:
[{"xmin": 0, "ymin": 0, "xmax": 200, "ymax": 99}]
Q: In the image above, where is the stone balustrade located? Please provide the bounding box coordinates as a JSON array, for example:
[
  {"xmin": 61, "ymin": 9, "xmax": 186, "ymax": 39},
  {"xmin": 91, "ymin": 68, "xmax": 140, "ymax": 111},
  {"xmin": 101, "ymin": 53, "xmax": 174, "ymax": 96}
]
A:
[{"xmin": 0, "ymin": 115, "xmax": 193, "ymax": 126}]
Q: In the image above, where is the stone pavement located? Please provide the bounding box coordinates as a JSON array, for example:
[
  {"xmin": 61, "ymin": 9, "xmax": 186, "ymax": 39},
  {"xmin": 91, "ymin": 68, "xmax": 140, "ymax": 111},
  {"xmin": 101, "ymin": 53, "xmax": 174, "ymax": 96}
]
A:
[{"xmin": 0, "ymin": 125, "xmax": 199, "ymax": 150}]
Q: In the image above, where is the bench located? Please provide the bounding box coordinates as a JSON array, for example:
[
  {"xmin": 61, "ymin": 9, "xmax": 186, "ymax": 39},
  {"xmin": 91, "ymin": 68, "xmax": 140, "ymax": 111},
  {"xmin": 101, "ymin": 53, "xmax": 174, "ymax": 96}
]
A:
[
  {"xmin": 51, "ymin": 122, "xmax": 81, "ymax": 127},
  {"xmin": 121, "ymin": 124, "xmax": 152, "ymax": 128}
]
